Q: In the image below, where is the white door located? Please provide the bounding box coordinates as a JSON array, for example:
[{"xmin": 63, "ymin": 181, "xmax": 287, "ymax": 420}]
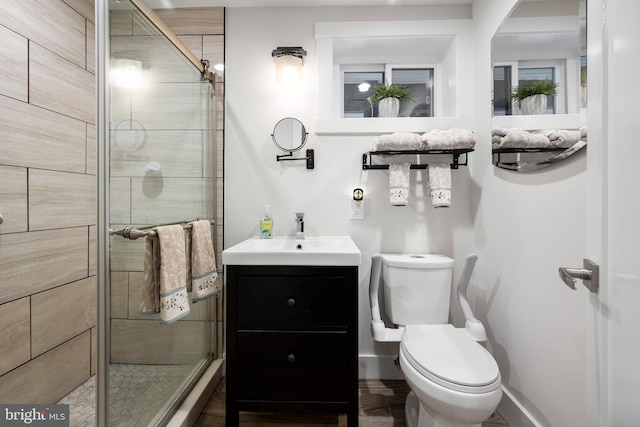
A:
[{"xmin": 586, "ymin": 0, "xmax": 640, "ymax": 424}]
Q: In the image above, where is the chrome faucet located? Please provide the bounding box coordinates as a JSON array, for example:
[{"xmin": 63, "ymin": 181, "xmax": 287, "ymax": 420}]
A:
[{"xmin": 295, "ymin": 212, "xmax": 304, "ymax": 239}]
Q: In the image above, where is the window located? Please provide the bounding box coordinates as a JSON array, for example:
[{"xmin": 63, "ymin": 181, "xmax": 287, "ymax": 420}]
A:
[
  {"xmin": 493, "ymin": 65, "xmax": 512, "ymax": 116},
  {"xmin": 343, "ymin": 71, "xmax": 384, "ymax": 118},
  {"xmin": 518, "ymin": 67, "xmax": 556, "ymax": 114},
  {"xmin": 343, "ymin": 66, "xmax": 434, "ymax": 118},
  {"xmin": 493, "ymin": 63, "xmax": 562, "ymax": 115}
]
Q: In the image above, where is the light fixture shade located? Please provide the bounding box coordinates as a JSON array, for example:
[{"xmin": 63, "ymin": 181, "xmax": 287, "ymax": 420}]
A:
[
  {"xmin": 272, "ymin": 47, "xmax": 306, "ymax": 85},
  {"xmin": 275, "ymin": 55, "xmax": 303, "ymax": 84}
]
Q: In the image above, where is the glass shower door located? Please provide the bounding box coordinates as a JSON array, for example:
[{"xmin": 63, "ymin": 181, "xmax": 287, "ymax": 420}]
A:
[{"xmin": 106, "ymin": 1, "xmax": 217, "ymax": 425}]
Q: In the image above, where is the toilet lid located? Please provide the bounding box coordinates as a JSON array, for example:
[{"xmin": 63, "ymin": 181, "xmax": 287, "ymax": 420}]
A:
[{"xmin": 401, "ymin": 324, "xmax": 501, "ymax": 394}]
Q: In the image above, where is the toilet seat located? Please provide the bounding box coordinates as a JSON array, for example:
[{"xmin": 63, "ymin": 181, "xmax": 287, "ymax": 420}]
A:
[{"xmin": 401, "ymin": 324, "xmax": 501, "ymax": 394}]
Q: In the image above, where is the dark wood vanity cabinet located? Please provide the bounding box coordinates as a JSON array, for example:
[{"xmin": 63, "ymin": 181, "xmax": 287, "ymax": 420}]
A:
[{"xmin": 225, "ymin": 265, "xmax": 359, "ymax": 426}]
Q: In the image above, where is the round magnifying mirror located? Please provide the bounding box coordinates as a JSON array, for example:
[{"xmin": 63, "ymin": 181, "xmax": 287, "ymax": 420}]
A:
[{"xmin": 271, "ymin": 117, "xmax": 308, "ymax": 152}]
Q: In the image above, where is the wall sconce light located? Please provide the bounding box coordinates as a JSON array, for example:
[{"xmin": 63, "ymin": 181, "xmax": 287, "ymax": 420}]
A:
[{"xmin": 272, "ymin": 46, "xmax": 307, "ymax": 84}]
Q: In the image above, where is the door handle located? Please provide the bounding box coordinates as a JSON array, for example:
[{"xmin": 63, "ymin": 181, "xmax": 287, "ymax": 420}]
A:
[{"xmin": 559, "ymin": 259, "xmax": 599, "ymax": 293}]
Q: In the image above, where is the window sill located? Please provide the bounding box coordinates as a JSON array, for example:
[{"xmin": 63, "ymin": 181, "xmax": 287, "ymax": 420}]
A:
[{"xmin": 315, "ymin": 117, "xmax": 471, "ymax": 136}]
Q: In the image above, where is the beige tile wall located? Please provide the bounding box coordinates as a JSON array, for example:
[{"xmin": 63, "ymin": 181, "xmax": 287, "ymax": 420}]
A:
[
  {"xmin": 0, "ymin": 0, "xmax": 95, "ymax": 404},
  {"xmin": 108, "ymin": 7, "xmax": 224, "ymax": 364}
]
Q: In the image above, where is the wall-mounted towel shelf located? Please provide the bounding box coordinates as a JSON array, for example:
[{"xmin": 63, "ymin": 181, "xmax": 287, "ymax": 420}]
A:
[
  {"xmin": 492, "ymin": 146, "xmax": 581, "ymax": 171},
  {"xmin": 362, "ymin": 148, "xmax": 474, "ymax": 170}
]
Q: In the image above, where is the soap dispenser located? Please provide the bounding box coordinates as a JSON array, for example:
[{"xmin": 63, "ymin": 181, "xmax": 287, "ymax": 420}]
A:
[{"xmin": 260, "ymin": 205, "xmax": 273, "ymax": 239}]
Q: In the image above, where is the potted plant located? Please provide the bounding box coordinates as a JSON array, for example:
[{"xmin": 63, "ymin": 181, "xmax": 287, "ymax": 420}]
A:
[
  {"xmin": 370, "ymin": 82, "xmax": 413, "ymax": 117},
  {"xmin": 510, "ymin": 80, "xmax": 558, "ymax": 115}
]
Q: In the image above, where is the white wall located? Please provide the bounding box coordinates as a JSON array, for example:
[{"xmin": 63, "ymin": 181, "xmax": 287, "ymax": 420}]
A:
[{"xmin": 225, "ymin": 2, "xmax": 587, "ymax": 425}]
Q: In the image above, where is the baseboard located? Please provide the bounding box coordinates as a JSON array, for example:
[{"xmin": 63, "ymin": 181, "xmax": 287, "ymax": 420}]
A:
[
  {"xmin": 498, "ymin": 385, "xmax": 542, "ymax": 427},
  {"xmin": 359, "ymin": 354, "xmax": 405, "ymax": 380},
  {"xmin": 167, "ymin": 359, "xmax": 224, "ymax": 427}
]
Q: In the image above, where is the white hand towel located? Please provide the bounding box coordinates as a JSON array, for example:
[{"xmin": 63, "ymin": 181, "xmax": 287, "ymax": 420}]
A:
[
  {"xmin": 190, "ymin": 220, "xmax": 221, "ymax": 302},
  {"xmin": 140, "ymin": 225, "xmax": 191, "ymax": 324},
  {"xmin": 422, "ymin": 127, "xmax": 476, "ymax": 149},
  {"xmin": 428, "ymin": 162, "xmax": 451, "ymax": 208},
  {"xmin": 389, "ymin": 163, "xmax": 410, "ymax": 206},
  {"xmin": 374, "ymin": 132, "xmax": 422, "ymax": 151}
]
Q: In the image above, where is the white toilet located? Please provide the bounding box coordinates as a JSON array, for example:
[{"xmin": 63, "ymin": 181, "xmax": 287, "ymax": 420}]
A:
[{"xmin": 369, "ymin": 253, "xmax": 502, "ymax": 427}]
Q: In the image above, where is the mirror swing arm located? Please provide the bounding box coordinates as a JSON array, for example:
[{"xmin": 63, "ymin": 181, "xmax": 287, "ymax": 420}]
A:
[{"xmin": 276, "ymin": 149, "xmax": 315, "ymax": 169}]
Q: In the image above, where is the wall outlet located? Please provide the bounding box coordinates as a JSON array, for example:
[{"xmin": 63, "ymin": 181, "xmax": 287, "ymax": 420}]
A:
[{"xmin": 350, "ymin": 199, "xmax": 364, "ymax": 220}]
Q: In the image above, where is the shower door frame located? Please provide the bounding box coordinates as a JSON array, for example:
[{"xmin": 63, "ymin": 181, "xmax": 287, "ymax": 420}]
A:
[{"xmin": 95, "ymin": 1, "xmax": 218, "ymax": 426}]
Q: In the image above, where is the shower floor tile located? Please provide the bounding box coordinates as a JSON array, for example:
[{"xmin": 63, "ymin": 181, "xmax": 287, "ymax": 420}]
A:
[
  {"xmin": 195, "ymin": 378, "xmax": 509, "ymax": 427},
  {"xmin": 57, "ymin": 364, "xmax": 193, "ymax": 427}
]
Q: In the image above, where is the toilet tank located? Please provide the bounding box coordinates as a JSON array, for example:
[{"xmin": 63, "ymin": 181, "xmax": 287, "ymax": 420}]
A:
[{"xmin": 380, "ymin": 254, "xmax": 454, "ymax": 326}]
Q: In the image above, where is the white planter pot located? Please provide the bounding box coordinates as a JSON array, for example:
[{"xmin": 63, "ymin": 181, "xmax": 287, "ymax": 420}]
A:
[
  {"xmin": 520, "ymin": 94, "xmax": 547, "ymax": 115},
  {"xmin": 378, "ymin": 97, "xmax": 400, "ymax": 117}
]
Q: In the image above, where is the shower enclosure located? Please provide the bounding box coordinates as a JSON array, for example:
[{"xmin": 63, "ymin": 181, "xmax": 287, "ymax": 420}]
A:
[{"xmin": 96, "ymin": 1, "xmax": 222, "ymax": 425}]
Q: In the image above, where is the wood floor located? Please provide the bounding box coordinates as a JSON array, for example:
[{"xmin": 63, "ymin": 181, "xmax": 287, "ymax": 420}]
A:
[{"xmin": 195, "ymin": 378, "xmax": 509, "ymax": 427}]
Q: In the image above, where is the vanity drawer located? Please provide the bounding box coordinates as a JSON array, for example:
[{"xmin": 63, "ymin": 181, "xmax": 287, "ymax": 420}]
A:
[
  {"xmin": 235, "ymin": 331, "xmax": 349, "ymax": 402},
  {"xmin": 236, "ymin": 274, "xmax": 349, "ymax": 327}
]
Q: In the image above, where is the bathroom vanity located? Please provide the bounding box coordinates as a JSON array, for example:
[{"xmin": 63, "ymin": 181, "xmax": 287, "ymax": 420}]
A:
[{"xmin": 223, "ymin": 237, "xmax": 361, "ymax": 426}]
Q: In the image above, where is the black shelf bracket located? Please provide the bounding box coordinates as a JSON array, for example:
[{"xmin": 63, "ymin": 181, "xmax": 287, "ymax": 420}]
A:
[{"xmin": 362, "ymin": 148, "xmax": 473, "ymax": 170}]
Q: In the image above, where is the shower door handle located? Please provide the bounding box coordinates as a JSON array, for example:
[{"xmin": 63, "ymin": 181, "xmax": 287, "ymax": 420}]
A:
[{"xmin": 559, "ymin": 259, "xmax": 599, "ymax": 293}]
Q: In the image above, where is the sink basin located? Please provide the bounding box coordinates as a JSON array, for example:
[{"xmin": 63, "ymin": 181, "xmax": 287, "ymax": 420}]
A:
[{"xmin": 222, "ymin": 236, "xmax": 362, "ymax": 266}]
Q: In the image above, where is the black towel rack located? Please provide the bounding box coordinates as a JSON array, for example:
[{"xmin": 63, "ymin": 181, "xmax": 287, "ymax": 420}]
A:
[{"xmin": 362, "ymin": 148, "xmax": 474, "ymax": 170}]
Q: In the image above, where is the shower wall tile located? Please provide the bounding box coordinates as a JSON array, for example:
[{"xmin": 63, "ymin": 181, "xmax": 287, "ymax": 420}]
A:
[
  {"xmin": 203, "ymin": 35, "xmax": 224, "ymax": 72},
  {"xmin": 110, "ymin": 86, "xmax": 133, "ymax": 127},
  {"xmin": 0, "ymin": 95, "xmax": 87, "ymax": 173},
  {"xmin": 110, "ymin": 179, "xmax": 132, "ymax": 225},
  {"xmin": 110, "ymin": 272, "xmax": 129, "ymax": 319},
  {"xmin": 86, "ymin": 19, "xmax": 95, "ymax": 73},
  {"xmin": 131, "ymin": 82, "xmax": 207, "ymax": 130},
  {"xmin": 0, "ymin": 165, "xmax": 28, "ymax": 234},
  {"xmin": 62, "ymin": 0, "xmax": 94, "ymax": 22},
  {"xmin": 0, "ymin": 26, "xmax": 28, "ymax": 102},
  {"xmin": 29, "ymin": 42, "xmax": 95, "ymax": 124},
  {"xmin": 110, "ymin": 237, "xmax": 145, "ymax": 272},
  {"xmin": 0, "ymin": 227, "xmax": 88, "ymax": 305},
  {"xmin": 180, "ymin": 35, "xmax": 203, "ymax": 61},
  {"xmin": 89, "ymin": 226, "xmax": 96, "ymax": 276},
  {"xmin": 0, "ymin": 0, "xmax": 86, "ymax": 68},
  {"xmin": 29, "ymin": 169, "xmax": 96, "ymax": 231},
  {"xmin": 31, "ymin": 277, "xmax": 97, "ymax": 357},
  {"xmin": 0, "ymin": 331, "xmax": 91, "ymax": 404},
  {"xmin": 91, "ymin": 327, "xmax": 97, "ymax": 376},
  {"xmin": 130, "ymin": 177, "xmax": 212, "ymax": 225},
  {"xmin": 215, "ymin": 81, "xmax": 224, "ymax": 130},
  {"xmin": 216, "ymin": 130, "xmax": 224, "ymax": 177},
  {"xmin": 127, "ymin": 272, "xmax": 209, "ymax": 321},
  {"xmin": 153, "ymin": 8, "xmax": 224, "ymax": 36},
  {"xmin": 110, "ymin": 130, "xmax": 204, "ymax": 178},
  {"xmin": 112, "ymin": 35, "xmax": 201, "ymax": 83},
  {"xmin": 111, "ymin": 10, "xmax": 133, "ymax": 36},
  {"xmin": 111, "ymin": 319, "xmax": 207, "ymax": 364},
  {"xmin": 87, "ymin": 124, "xmax": 96, "ymax": 175},
  {"xmin": 0, "ymin": 297, "xmax": 30, "ymax": 376}
]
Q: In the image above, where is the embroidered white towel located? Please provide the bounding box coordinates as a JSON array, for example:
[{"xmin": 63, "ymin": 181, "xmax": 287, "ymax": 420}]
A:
[
  {"xmin": 428, "ymin": 162, "xmax": 451, "ymax": 208},
  {"xmin": 140, "ymin": 225, "xmax": 191, "ymax": 324},
  {"xmin": 389, "ymin": 163, "xmax": 410, "ymax": 206},
  {"xmin": 374, "ymin": 132, "xmax": 422, "ymax": 151},
  {"xmin": 189, "ymin": 220, "xmax": 221, "ymax": 302}
]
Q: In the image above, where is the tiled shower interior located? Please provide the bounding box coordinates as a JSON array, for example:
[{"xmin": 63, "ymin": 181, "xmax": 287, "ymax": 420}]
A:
[{"xmin": 0, "ymin": 1, "xmax": 225, "ymax": 425}]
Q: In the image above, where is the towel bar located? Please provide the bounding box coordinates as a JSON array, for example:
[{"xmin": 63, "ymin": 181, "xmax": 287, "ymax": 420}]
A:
[{"xmin": 109, "ymin": 219, "xmax": 215, "ymax": 240}]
